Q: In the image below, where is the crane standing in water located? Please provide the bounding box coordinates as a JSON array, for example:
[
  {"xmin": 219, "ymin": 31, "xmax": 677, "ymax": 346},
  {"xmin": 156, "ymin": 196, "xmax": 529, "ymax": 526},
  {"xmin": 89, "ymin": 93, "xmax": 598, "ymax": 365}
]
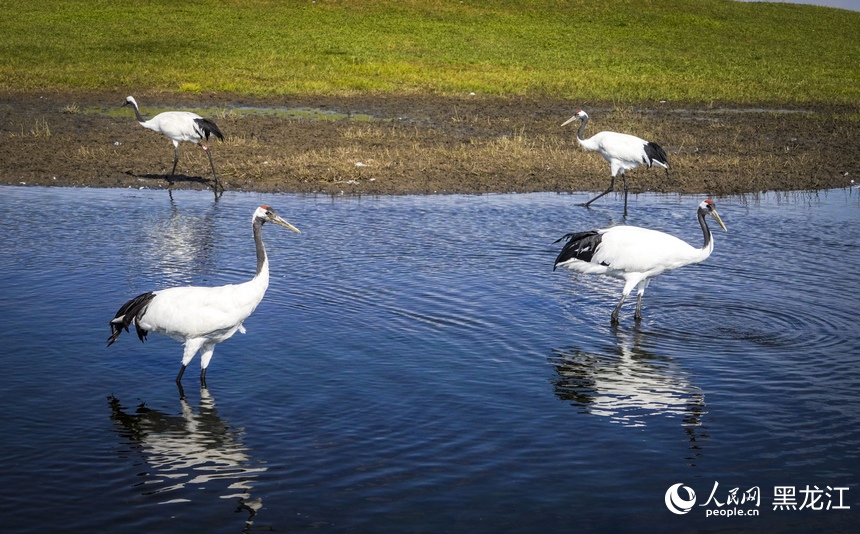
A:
[
  {"xmin": 554, "ymin": 199, "xmax": 726, "ymax": 324},
  {"xmin": 108, "ymin": 205, "xmax": 301, "ymax": 386}
]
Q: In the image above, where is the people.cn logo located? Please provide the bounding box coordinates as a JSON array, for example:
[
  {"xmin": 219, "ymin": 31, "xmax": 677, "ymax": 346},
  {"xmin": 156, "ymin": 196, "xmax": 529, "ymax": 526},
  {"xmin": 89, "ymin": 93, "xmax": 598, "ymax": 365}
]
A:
[{"xmin": 665, "ymin": 483, "xmax": 697, "ymax": 514}]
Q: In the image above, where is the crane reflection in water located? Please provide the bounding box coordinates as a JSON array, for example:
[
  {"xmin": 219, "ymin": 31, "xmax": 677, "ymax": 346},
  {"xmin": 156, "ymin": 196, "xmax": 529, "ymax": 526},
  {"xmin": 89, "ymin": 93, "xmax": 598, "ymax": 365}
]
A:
[
  {"xmin": 131, "ymin": 198, "xmax": 220, "ymax": 288},
  {"xmin": 108, "ymin": 387, "xmax": 266, "ymax": 531},
  {"xmin": 548, "ymin": 328, "xmax": 708, "ymax": 460}
]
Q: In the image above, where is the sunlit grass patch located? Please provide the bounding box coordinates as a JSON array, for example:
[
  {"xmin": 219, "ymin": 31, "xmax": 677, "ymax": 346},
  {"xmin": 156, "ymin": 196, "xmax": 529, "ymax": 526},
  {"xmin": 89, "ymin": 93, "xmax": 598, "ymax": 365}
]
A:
[{"xmin": 0, "ymin": 1, "xmax": 857, "ymax": 105}]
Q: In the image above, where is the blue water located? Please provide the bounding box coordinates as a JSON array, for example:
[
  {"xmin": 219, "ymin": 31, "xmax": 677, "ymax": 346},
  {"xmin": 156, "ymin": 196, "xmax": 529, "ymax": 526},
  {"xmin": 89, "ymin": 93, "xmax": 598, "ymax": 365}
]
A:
[{"xmin": 0, "ymin": 186, "xmax": 858, "ymax": 532}]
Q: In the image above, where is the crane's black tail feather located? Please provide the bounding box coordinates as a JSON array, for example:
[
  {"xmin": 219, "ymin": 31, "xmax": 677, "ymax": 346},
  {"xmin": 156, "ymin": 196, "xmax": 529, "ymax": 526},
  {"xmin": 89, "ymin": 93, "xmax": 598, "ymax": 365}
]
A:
[
  {"xmin": 553, "ymin": 230, "xmax": 603, "ymax": 270},
  {"xmin": 644, "ymin": 141, "xmax": 668, "ymax": 168},
  {"xmin": 194, "ymin": 118, "xmax": 224, "ymax": 142},
  {"xmin": 553, "ymin": 232, "xmax": 579, "ymax": 245},
  {"xmin": 108, "ymin": 291, "xmax": 156, "ymax": 346}
]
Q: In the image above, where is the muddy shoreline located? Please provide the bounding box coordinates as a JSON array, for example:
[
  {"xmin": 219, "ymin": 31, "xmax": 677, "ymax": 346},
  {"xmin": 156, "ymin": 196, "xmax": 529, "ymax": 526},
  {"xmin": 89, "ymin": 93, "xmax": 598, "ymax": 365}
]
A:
[{"xmin": 1, "ymin": 91, "xmax": 857, "ymax": 198}]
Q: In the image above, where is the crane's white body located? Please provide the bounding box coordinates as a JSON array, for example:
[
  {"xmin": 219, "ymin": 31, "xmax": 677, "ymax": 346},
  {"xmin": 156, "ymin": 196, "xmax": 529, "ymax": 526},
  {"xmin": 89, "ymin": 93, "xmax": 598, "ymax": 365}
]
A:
[
  {"xmin": 554, "ymin": 200, "xmax": 726, "ymax": 323},
  {"xmin": 136, "ymin": 273, "xmax": 269, "ymax": 371},
  {"xmin": 137, "ymin": 110, "xmax": 214, "ymax": 147},
  {"xmin": 577, "ymin": 130, "xmax": 667, "ymax": 178},
  {"xmin": 556, "ymin": 225, "xmax": 712, "ymax": 297},
  {"xmin": 109, "ymin": 206, "xmax": 300, "ymax": 385},
  {"xmin": 563, "ymin": 109, "xmax": 668, "ymax": 214}
]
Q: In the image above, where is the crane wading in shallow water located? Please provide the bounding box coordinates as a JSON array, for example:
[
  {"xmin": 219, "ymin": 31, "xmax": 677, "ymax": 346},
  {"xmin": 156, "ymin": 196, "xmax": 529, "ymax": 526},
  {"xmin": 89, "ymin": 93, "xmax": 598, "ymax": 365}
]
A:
[
  {"xmin": 108, "ymin": 205, "xmax": 301, "ymax": 387},
  {"xmin": 563, "ymin": 110, "xmax": 669, "ymax": 216},
  {"xmin": 553, "ymin": 199, "xmax": 726, "ymax": 325},
  {"xmin": 123, "ymin": 96, "xmax": 225, "ymax": 197}
]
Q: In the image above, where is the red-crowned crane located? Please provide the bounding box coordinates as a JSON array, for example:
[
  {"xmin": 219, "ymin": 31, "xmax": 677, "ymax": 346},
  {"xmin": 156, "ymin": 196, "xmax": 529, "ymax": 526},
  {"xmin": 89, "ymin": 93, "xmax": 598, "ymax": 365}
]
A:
[
  {"xmin": 553, "ymin": 199, "xmax": 726, "ymax": 325},
  {"xmin": 108, "ymin": 205, "xmax": 301, "ymax": 386},
  {"xmin": 563, "ymin": 109, "xmax": 669, "ymax": 216},
  {"xmin": 123, "ymin": 96, "xmax": 225, "ymax": 196}
]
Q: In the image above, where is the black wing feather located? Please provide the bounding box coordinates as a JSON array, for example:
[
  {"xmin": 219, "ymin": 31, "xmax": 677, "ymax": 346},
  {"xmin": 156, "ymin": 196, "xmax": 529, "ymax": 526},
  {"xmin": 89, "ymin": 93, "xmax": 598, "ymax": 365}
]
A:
[
  {"xmin": 193, "ymin": 117, "xmax": 224, "ymax": 142},
  {"xmin": 553, "ymin": 230, "xmax": 603, "ymax": 270},
  {"xmin": 107, "ymin": 291, "xmax": 156, "ymax": 346},
  {"xmin": 643, "ymin": 141, "xmax": 668, "ymax": 167}
]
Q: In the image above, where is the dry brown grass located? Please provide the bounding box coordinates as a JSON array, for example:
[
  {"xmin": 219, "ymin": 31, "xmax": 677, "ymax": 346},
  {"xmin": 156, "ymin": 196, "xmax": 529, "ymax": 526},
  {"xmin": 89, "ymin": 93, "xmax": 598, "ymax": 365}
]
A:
[{"xmin": 213, "ymin": 106, "xmax": 856, "ymax": 195}]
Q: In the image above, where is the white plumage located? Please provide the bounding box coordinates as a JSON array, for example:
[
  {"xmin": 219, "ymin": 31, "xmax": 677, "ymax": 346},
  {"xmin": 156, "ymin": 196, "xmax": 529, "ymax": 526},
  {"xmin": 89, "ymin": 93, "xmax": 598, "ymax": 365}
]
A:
[
  {"xmin": 123, "ymin": 96, "xmax": 225, "ymax": 196},
  {"xmin": 563, "ymin": 109, "xmax": 669, "ymax": 215},
  {"xmin": 108, "ymin": 205, "xmax": 301, "ymax": 385},
  {"xmin": 554, "ymin": 199, "xmax": 726, "ymax": 324}
]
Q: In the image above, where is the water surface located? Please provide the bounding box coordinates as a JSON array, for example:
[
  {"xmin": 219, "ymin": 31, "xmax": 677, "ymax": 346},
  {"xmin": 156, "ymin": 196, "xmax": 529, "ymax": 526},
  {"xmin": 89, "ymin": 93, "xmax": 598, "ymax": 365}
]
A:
[{"xmin": 0, "ymin": 186, "xmax": 857, "ymax": 532}]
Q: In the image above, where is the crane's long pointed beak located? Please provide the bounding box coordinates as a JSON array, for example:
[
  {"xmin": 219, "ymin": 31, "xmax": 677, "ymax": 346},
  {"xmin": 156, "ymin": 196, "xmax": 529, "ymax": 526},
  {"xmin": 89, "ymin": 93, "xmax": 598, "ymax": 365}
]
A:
[
  {"xmin": 273, "ymin": 215, "xmax": 301, "ymax": 233},
  {"xmin": 561, "ymin": 115, "xmax": 577, "ymax": 127},
  {"xmin": 711, "ymin": 209, "xmax": 727, "ymax": 232}
]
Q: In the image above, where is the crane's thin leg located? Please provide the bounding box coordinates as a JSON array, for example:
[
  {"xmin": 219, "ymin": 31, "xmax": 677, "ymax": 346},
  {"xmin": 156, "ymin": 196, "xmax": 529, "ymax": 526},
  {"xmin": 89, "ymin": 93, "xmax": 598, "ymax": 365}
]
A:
[
  {"xmin": 171, "ymin": 145, "xmax": 180, "ymax": 176},
  {"xmin": 199, "ymin": 344, "xmax": 215, "ymax": 387},
  {"xmin": 176, "ymin": 364, "xmax": 187, "ymax": 384},
  {"xmin": 633, "ymin": 280, "xmax": 648, "ymax": 322},
  {"xmin": 634, "ymin": 293, "xmax": 644, "ymax": 322},
  {"xmin": 581, "ymin": 175, "xmax": 616, "ymax": 208},
  {"xmin": 611, "ymin": 293, "xmax": 626, "ymax": 325},
  {"xmin": 202, "ymin": 145, "xmax": 222, "ymax": 198},
  {"xmin": 621, "ymin": 172, "xmax": 629, "ymax": 216}
]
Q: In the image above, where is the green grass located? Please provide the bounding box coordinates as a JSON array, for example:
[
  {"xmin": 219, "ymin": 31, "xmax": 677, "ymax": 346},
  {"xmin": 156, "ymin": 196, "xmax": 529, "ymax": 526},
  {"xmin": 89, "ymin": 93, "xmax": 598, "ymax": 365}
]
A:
[{"xmin": 1, "ymin": 0, "xmax": 858, "ymax": 104}]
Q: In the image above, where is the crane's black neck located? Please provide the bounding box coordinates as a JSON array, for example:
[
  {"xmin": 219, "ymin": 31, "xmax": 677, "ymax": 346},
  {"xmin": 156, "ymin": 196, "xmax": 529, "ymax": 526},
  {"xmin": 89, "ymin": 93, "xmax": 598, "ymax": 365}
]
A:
[
  {"xmin": 253, "ymin": 218, "xmax": 267, "ymax": 276},
  {"xmin": 576, "ymin": 115, "xmax": 589, "ymax": 141},
  {"xmin": 129, "ymin": 102, "xmax": 146, "ymax": 124},
  {"xmin": 698, "ymin": 207, "xmax": 712, "ymax": 250}
]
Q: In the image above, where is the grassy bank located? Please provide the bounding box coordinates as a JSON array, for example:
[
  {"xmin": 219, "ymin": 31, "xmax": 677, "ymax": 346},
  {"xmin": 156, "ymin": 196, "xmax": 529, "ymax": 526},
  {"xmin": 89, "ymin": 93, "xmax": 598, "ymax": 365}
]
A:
[{"xmin": 1, "ymin": 0, "xmax": 858, "ymax": 105}]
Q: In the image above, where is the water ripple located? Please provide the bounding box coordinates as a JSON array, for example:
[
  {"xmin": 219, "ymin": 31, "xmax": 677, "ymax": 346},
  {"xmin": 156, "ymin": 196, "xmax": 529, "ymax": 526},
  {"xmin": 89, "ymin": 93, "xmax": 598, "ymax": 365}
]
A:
[{"xmin": 645, "ymin": 297, "xmax": 854, "ymax": 353}]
